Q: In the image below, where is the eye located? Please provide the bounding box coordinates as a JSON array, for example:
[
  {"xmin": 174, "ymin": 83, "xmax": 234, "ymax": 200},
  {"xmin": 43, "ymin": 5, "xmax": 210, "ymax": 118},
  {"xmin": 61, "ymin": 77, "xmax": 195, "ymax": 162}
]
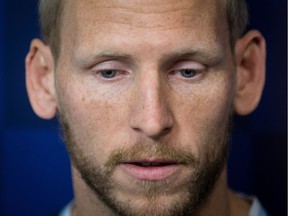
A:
[
  {"xmin": 179, "ymin": 69, "xmax": 197, "ymax": 78},
  {"xmin": 169, "ymin": 60, "xmax": 206, "ymax": 81},
  {"xmin": 99, "ymin": 69, "xmax": 118, "ymax": 79}
]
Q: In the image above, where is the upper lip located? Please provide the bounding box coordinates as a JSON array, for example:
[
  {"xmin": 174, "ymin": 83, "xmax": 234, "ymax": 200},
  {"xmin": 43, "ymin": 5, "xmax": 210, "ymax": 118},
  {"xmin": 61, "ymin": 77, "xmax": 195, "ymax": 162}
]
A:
[{"xmin": 121, "ymin": 158, "xmax": 181, "ymax": 166}]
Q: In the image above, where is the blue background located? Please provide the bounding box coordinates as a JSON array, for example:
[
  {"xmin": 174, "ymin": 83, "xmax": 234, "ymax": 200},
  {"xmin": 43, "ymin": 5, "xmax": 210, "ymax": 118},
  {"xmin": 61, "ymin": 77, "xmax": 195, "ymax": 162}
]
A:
[{"xmin": 0, "ymin": 0, "xmax": 286, "ymax": 215}]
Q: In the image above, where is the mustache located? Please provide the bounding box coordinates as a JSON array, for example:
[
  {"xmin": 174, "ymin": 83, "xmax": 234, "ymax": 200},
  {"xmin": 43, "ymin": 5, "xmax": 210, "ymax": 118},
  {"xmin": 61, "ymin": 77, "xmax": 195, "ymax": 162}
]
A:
[{"xmin": 105, "ymin": 139, "xmax": 199, "ymax": 173}]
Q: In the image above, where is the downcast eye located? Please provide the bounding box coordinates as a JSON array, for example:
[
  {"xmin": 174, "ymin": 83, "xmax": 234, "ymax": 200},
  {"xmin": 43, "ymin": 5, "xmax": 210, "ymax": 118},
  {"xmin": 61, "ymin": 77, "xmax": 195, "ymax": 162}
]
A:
[
  {"xmin": 100, "ymin": 70, "xmax": 118, "ymax": 78},
  {"xmin": 179, "ymin": 69, "xmax": 197, "ymax": 78}
]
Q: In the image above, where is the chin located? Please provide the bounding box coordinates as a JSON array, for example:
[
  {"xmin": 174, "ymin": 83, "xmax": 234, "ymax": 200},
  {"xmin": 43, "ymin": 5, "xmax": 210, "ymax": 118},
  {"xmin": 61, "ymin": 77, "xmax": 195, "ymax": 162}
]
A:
[{"xmin": 106, "ymin": 189, "xmax": 195, "ymax": 216}]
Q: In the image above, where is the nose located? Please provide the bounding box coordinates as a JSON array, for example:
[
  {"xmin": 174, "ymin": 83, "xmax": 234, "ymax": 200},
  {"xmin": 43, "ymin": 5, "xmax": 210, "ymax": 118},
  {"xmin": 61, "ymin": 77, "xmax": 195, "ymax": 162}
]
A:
[{"xmin": 129, "ymin": 70, "xmax": 174, "ymax": 139}]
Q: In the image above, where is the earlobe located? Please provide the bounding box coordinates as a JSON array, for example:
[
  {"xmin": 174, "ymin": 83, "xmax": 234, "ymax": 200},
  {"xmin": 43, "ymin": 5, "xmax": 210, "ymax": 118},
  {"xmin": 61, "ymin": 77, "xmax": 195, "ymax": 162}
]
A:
[
  {"xmin": 25, "ymin": 39, "xmax": 57, "ymax": 119},
  {"xmin": 234, "ymin": 30, "xmax": 266, "ymax": 115}
]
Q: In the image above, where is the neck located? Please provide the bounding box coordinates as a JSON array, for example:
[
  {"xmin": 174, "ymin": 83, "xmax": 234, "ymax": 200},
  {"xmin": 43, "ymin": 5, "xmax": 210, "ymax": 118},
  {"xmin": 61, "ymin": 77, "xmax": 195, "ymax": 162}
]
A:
[
  {"xmin": 71, "ymin": 167, "xmax": 116, "ymax": 216},
  {"xmin": 195, "ymin": 169, "xmax": 230, "ymax": 216},
  {"xmin": 71, "ymin": 166, "xmax": 250, "ymax": 216}
]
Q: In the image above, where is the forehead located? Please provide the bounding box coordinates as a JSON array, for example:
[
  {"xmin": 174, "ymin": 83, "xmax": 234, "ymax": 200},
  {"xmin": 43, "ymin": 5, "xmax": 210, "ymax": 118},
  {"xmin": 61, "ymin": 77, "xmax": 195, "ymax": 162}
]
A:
[
  {"xmin": 60, "ymin": 0, "xmax": 228, "ymax": 60},
  {"xmin": 63, "ymin": 0, "xmax": 225, "ymax": 30},
  {"xmin": 67, "ymin": 0, "xmax": 223, "ymax": 23}
]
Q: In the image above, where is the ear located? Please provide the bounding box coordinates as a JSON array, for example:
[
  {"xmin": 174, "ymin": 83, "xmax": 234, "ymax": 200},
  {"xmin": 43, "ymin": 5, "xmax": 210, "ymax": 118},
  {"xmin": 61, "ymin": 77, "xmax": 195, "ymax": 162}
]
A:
[
  {"xmin": 25, "ymin": 39, "xmax": 57, "ymax": 119},
  {"xmin": 234, "ymin": 30, "xmax": 266, "ymax": 115}
]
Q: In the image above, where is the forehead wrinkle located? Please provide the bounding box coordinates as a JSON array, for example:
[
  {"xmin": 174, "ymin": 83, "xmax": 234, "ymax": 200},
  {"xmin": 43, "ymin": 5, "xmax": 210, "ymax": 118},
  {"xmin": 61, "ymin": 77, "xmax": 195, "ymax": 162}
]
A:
[
  {"xmin": 73, "ymin": 0, "xmax": 205, "ymax": 14},
  {"xmin": 68, "ymin": 0, "xmax": 224, "ymax": 29},
  {"xmin": 62, "ymin": 0, "xmax": 226, "ymax": 33},
  {"xmin": 63, "ymin": 0, "xmax": 225, "ymax": 34}
]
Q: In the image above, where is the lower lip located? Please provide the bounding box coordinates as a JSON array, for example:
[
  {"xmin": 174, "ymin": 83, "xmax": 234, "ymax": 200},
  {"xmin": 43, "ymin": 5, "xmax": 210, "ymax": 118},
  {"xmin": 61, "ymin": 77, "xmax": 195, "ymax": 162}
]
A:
[{"xmin": 120, "ymin": 164, "xmax": 181, "ymax": 181}]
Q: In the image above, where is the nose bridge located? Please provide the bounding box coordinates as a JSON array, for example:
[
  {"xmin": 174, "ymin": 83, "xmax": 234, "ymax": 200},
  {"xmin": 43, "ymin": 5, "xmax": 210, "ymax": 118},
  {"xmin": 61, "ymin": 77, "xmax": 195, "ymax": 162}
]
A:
[
  {"xmin": 141, "ymin": 70, "xmax": 162, "ymax": 116},
  {"xmin": 129, "ymin": 68, "xmax": 174, "ymax": 138}
]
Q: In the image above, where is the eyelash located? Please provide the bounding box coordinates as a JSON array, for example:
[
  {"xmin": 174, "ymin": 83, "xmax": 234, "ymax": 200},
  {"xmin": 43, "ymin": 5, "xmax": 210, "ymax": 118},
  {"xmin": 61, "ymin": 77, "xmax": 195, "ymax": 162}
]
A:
[
  {"xmin": 95, "ymin": 69, "xmax": 128, "ymax": 80},
  {"xmin": 94, "ymin": 64, "xmax": 206, "ymax": 82},
  {"xmin": 178, "ymin": 69, "xmax": 198, "ymax": 78},
  {"xmin": 98, "ymin": 70, "xmax": 119, "ymax": 78},
  {"xmin": 97, "ymin": 69, "xmax": 200, "ymax": 78},
  {"xmin": 169, "ymin": 68, "xmax": 205, "ymax": 80}
]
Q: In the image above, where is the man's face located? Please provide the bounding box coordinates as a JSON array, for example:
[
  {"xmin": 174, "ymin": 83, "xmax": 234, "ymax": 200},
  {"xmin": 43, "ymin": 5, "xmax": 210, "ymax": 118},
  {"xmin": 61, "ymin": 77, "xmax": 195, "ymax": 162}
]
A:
[{"xmin": 56, "ymin": 0, "xmax": 236, "ymax": 215}]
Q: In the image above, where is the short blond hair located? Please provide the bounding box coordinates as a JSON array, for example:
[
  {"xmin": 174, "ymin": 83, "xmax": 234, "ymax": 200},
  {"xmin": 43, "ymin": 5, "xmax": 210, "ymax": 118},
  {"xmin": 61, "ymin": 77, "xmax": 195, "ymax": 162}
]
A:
[{"xmin": 39, "ymin": 0, "xmax": 248, "ymax": 60}]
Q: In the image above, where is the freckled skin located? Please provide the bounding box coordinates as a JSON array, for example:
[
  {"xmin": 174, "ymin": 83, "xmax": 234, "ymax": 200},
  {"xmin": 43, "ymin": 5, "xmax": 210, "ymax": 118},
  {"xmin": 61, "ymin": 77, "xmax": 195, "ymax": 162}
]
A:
[
  {"xmin": 54, "ymin": 0, "xmax": 240, "ymax": 215},
  {"xmin": 57, "ymin": 0, "xmax": 233, "ymax": 161}
]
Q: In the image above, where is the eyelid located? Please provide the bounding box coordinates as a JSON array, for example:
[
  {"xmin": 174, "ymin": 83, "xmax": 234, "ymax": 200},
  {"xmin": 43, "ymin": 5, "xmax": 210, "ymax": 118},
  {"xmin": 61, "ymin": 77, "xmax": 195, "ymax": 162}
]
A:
[
  {"xmin": 167, "ymin": 60, "xmax": 208, "ymax": 82},
  {"xmin": 91, "ymin": 60, "xmax": 129, "ymax": 71},
  {"xmin": 91, "ymin": 60, "xmax": 131, "ymax": 82},
  {"xmin": 171, "ymin": 60, "xmax": 206, "ymax": 71}
]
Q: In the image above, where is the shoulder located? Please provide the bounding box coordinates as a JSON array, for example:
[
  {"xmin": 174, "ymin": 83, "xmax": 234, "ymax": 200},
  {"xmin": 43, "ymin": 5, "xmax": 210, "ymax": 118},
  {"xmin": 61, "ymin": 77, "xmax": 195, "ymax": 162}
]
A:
[
  {"xmin": 58, "ymin": 201, "xmax": 73, "ymax": 216},
  {"xmin": 248, "ymin": 197, "xmax": 268, "ymax": 216}
]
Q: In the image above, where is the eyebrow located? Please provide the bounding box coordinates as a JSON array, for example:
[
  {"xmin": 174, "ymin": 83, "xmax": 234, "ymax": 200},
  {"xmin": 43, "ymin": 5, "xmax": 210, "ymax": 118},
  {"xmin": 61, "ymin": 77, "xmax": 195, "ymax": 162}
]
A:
[
  {"xmin": 73, "ymin": 50, "xmax": 134, "ymax": 69},
  {"xmin": 73, "ymin": 47, "xmax": 224, "ymax": 69},
  {"xmin": 159, "ymin": 48, "xmax": 225, "ymax": 67}
]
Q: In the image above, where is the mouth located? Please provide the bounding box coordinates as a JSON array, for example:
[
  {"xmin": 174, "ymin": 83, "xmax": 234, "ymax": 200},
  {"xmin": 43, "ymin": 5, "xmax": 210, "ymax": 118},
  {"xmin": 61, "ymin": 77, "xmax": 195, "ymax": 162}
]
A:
[
  {"xmin": 127, "ymin": 161, "xmax": 178, "ymax": 167},
  {"xmin": 119, "ymin": 159, "xmax": 183, "ymax": 181}
]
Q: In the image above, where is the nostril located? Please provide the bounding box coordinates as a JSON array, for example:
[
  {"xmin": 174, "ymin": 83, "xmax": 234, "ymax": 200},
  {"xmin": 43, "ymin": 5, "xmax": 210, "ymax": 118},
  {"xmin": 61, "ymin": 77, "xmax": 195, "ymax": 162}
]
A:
[
  {"xmin": 133, "ymin": 128, "xmax": 142, "ymax": 133},
  {"xmin": 130, "ymin": 116, "xmax": 174, "ymax": 138},
  {"xmin": 162, "ymin": 127, "xmax": 172, "ymax": 135}
]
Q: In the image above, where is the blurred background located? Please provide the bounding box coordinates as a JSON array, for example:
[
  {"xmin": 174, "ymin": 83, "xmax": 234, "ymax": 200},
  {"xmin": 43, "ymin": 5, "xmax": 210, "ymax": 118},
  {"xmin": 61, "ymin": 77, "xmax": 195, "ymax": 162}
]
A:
[{"xmin": 0, "ymin": 0, "xmax": 286, "ymax": 215}]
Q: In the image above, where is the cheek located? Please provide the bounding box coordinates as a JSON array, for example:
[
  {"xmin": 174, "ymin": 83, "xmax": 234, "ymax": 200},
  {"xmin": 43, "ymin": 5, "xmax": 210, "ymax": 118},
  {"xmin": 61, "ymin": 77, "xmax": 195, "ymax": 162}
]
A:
[
  {"xmin": 56, "ymin": 75, "xmax": 131, "ymax": 161},
  {"xmin": 174, "ymin": 76, "xmax": 235, "ymax": 158}
]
